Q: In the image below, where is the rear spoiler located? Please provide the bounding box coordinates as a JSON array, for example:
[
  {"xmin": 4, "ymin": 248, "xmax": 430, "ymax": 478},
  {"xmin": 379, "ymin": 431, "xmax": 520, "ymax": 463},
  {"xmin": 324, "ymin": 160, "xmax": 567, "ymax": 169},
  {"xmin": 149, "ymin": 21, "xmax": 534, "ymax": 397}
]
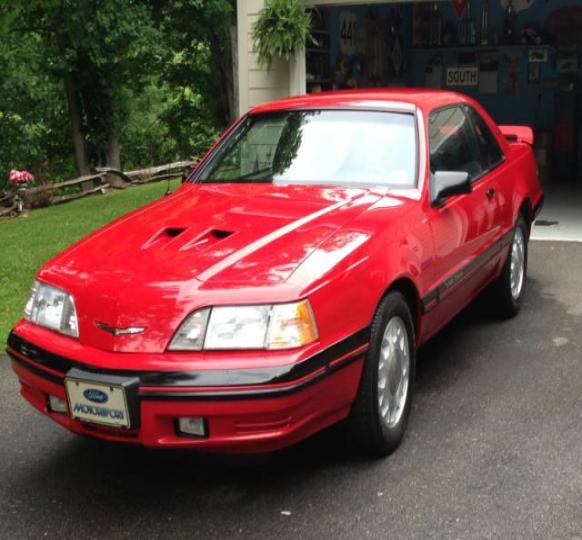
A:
[{"xmin": 498, "ymin": 125, "xmax": 534, "ymax": 145}]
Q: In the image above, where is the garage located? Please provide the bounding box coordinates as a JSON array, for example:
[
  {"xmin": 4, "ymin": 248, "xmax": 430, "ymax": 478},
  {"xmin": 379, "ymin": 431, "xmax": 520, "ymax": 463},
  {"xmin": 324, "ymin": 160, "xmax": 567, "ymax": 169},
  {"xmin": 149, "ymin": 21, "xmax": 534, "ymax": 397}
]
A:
[{"xmin": 238, "ymin": 0, "xmax": 582, "ymax": 240}]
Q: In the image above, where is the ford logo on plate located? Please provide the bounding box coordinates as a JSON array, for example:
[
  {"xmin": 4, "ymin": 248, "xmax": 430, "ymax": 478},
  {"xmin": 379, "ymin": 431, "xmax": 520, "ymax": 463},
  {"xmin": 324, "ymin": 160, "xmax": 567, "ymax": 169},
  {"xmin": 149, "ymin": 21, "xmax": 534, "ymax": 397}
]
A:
[{"xmin": 83, "ymin": 388, "xmax": 109, "ymax": 404}]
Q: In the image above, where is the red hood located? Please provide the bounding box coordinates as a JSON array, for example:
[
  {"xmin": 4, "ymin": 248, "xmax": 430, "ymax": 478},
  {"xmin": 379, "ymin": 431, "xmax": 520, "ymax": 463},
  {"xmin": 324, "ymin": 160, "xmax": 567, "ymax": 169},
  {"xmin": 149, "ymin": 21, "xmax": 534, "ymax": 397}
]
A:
[{"xmin": 38, "ymin": 183, "xmax": 384, "ymax": 353}]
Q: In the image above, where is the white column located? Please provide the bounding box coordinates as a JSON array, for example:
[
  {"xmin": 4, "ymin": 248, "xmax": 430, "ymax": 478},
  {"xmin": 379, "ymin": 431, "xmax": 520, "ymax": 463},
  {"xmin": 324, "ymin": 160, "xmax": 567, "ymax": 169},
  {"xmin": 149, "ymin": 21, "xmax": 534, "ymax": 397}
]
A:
[
  {"xmin": 289, "ymin": 47, "xmax": 307, "ymax": 97},
  {"xmin": 236, "ymin": 0, "xmax": 250, "ymax": 115}
]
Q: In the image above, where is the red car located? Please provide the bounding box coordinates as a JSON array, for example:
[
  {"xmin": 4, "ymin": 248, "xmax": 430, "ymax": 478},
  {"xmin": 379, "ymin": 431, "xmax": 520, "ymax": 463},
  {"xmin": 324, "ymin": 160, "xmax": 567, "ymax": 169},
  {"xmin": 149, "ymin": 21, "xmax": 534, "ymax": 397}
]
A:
[{"xmin": 7, "ymin": 89, "xmax": 543, "ymax": 456}]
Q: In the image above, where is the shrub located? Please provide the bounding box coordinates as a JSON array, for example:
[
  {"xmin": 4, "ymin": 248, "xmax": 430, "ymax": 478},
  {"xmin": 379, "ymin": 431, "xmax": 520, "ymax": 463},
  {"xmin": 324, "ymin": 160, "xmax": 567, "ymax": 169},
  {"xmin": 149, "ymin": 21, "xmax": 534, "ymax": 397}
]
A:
[{"xmin": 251, "ymin": 0, "xmax": 313, "ymax": 69}]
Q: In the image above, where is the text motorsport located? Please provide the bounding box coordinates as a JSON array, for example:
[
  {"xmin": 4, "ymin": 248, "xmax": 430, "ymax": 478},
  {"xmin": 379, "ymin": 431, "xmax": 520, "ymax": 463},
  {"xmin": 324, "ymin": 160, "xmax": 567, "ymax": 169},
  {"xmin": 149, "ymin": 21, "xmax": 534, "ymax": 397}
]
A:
[{"xmin": 73, "ymin": 402, "xmax": 125, "ymax": 421}]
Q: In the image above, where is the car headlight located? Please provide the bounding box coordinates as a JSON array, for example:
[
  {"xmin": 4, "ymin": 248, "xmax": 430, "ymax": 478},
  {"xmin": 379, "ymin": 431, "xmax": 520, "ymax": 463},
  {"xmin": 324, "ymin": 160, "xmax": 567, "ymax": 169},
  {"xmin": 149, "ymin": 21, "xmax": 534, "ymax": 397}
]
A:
[
  {"xmin": 169, "ymin": 300, "xmax": 318, "ymax": 351},
  {"xmin": 24, "ymin": 280, "xmax": 79, "ymax": 338}
]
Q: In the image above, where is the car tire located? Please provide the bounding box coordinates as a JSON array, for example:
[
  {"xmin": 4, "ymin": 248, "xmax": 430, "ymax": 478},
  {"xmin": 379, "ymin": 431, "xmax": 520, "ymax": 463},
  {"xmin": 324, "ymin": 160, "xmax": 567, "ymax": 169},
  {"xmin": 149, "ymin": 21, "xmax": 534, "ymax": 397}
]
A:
[
  {"xmin": 490, "ymin": 215, "xmax": 529, "ymax": 319},
  {"xmin": 346, "ymin": 291, "xmax": 416, "ymax": 457}
]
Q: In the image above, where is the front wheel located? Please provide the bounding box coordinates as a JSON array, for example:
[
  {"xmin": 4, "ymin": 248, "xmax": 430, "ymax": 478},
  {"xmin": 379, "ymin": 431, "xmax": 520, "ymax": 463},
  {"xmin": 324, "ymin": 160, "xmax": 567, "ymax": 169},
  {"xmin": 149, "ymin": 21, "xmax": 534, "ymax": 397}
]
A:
[
  {"xmin": 490, "ymin": 215, "xmax": 529, "ymax": 318},
  {"xmin": 346, "ymin": 292, "xmax": 416, "ymax": 457}
]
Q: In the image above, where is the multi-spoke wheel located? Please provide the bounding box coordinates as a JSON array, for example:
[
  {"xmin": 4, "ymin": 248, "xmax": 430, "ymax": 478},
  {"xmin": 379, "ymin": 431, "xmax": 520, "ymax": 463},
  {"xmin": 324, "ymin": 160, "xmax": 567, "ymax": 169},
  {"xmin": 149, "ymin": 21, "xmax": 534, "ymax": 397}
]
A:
[
  {"xmin": 510, "ymin": 226, "xmax": 526, "ymax": 301},
  {"xmin": 377, "ymin": 317, "xmax": 410, "ymax": 429},
  {"xmin": 347, "ymin": 291, "xmax": 416, "ymax": 457},
  {"xmin": 491, "ymin": 214, "xmax": 529, "ymax": 318}
]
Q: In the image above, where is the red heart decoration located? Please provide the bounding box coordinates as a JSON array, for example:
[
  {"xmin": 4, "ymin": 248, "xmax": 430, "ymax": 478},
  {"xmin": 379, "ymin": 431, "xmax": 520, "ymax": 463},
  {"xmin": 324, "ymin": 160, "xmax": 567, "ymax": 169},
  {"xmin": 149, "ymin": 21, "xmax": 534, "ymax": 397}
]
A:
[{"xmin": 451, "ymin": 0, "xmax": 468, "ymax": 19}]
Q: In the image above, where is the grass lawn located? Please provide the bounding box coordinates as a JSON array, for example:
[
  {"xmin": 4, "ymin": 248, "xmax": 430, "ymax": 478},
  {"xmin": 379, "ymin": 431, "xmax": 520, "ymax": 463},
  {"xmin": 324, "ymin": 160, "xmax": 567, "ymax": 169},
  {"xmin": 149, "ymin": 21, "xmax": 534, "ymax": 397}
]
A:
[{"xmin": 0, "ymin": 180, "xmax": 180, "ymax": 341}]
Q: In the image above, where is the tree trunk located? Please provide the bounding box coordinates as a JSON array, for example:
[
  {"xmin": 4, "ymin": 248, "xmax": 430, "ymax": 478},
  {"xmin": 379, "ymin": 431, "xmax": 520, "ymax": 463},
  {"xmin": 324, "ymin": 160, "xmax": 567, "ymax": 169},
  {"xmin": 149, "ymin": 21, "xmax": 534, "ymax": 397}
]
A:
[
  {"xmin": 209, "ymin": 25, "xmax": 235, "ymax": 125},
  {"xmin": 106, "ymin": 134, "xmax": 121, "ymax": 169},
  {"xmin": 64, "ymin": 74, "xmax": 90, "ymax": 176}
]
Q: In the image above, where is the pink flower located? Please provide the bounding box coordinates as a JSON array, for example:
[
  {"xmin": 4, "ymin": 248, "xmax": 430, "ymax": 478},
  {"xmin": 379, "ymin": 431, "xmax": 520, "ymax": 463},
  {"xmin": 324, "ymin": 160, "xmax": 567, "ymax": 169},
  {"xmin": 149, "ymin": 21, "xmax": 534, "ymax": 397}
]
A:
[{"xmin": 8, "ymin": 169, "xmax": 35, "ymax": 186}]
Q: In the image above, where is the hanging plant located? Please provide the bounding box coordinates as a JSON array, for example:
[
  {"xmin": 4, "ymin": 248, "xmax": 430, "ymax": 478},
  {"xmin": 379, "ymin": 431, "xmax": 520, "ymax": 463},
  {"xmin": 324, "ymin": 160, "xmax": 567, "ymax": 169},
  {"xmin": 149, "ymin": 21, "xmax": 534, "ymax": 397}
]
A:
[{"xmin": 252, "ymin": 0, "xmax": 314, "ymax": 69}]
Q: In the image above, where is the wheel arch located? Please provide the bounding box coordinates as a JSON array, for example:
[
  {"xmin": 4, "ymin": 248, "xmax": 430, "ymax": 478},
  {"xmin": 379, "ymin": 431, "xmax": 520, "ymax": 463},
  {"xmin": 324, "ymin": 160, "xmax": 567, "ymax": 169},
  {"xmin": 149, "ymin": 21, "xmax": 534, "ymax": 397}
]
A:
[
  {"xmin": 518, "ymin": 197, "xmax": 533, "ymax": 236},
  {"xmin": 381, "ymin": 277, "xmax": 421, "ymax": 339}
]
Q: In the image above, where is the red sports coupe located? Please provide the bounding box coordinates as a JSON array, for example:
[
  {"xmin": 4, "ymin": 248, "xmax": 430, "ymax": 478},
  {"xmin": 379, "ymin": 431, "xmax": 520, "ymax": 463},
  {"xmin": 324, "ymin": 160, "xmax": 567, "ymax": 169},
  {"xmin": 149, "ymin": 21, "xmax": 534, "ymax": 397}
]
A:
[{"xmin": 7, "ymin": 89, "xmax": 543, "ymax": 455}]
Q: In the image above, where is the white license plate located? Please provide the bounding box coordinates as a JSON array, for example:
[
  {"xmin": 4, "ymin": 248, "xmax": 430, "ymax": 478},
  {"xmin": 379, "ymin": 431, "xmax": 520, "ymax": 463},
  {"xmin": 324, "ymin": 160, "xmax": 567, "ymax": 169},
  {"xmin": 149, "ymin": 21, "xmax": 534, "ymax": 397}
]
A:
[{"xmin": 65, "ymin": 378, "xmax": 130, "ymax": 428}]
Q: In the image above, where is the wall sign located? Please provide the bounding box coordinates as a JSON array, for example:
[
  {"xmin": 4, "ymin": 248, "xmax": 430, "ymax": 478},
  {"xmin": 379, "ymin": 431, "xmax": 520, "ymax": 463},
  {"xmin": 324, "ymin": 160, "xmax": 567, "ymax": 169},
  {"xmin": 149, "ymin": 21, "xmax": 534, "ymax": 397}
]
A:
[
  {"xmin": 339, "ymin": 11, "xmax": 357, "ymax": 55},
  {"xmin": 557, "ymin": 57, "xmax": 578, "ymax": 74},
  {"xmin": 500, "ymin": 0, "xmax": 534, "ymax": 14},
  {"xmin": 446, "ymin": 66, "xmax": 479, "ymax": 87},
  {"xmin": 479, "ymin": 53, "xmax": 498, "ymax": 94},
  {"xmin": 451, "ymin": 0, "xmax": 469, "ymax": 19},
  {"xmin": 528, "ymin": 62, "xmax": 541, "ymax": 84},
  {"xmin": 528, "ymin": 49, "xmax": 548, "ymax": 63}
]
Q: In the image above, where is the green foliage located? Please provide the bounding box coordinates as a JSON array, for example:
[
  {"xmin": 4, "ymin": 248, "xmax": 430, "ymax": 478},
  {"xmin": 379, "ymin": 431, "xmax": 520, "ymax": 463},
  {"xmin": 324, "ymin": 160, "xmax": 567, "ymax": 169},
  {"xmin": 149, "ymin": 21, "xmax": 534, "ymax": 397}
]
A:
[
  {"xmin": 0, "ymin": 0, "xmax": 235, "ymax": 185},
  {"xmin": 160, "ymin": 85, "xmax": 220, "ymax": 159},
  {"xmin": 0, "ymin": 30, "xmax": 76, "ymax": 186},
  {"xmin": 157, "ymin": 0, "xmax": 236, "ymax": 126},
  {"xmin": 0, "ymin": 180, "xmax": 180, "ymax": 340},
  {"xmin": 252, "ymin": 0, "xmax": 313, "ymax": 68},
  {"xmin": 122, "ymin": 84, "xmax": 177, "ymax": 169},
  {"xmin": 32, "ymin": 0, "xmax": 165, "ymax": 164}
]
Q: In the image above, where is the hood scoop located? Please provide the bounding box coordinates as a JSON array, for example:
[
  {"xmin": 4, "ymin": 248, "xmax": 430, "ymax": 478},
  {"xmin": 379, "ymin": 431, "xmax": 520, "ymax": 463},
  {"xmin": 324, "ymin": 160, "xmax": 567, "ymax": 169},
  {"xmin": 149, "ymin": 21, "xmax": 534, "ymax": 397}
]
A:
[
  {"xmin": 165, "ymin": 227, "xmax": 186, "ymax": 238},
  {"xmin": 142, "ymin": 227, "xmax": 188, "ymax": 249},
  {"xmin": 181, "ymin": 228, "xmax": 234, "ymax": 251},
  {"xmin": 142, "ymin": 227, "xmax": 234, "ymax": 252}
]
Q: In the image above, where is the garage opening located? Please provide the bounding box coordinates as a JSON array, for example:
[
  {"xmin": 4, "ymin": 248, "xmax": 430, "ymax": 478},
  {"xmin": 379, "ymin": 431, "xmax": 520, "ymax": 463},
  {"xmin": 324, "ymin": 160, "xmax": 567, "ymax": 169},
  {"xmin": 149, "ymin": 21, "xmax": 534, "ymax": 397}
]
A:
[{"xmin": 305, "ymin": 0, "xmax": 582, "ymax": 240}]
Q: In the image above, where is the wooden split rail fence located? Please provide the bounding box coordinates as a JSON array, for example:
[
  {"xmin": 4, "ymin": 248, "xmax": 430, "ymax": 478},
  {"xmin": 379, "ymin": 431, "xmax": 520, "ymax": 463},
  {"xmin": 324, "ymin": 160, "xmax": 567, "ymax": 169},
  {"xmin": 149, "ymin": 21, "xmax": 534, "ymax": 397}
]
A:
[{"xmin": 0, "ymin": 160, "xmax": 197, "ymax": 218}]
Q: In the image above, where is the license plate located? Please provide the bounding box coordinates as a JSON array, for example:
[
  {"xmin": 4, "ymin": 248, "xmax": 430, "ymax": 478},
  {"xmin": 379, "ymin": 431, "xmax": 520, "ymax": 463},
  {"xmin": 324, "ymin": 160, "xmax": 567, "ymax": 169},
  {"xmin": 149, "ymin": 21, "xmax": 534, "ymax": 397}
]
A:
[{"xmin": 65, "ymin": 378, "xmax": 131, "ymax": 428}]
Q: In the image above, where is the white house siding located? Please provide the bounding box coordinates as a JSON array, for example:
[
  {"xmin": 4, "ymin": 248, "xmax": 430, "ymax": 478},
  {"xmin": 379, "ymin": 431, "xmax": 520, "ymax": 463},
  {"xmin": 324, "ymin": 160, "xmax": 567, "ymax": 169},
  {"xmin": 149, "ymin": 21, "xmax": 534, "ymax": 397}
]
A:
[
  {"xmin": 237, "ymin": 0, "xmax": 291, "ymax": 114},
  {"xmin": 236, "ymin": 0, "xmax": 412, "ymax": 115}
]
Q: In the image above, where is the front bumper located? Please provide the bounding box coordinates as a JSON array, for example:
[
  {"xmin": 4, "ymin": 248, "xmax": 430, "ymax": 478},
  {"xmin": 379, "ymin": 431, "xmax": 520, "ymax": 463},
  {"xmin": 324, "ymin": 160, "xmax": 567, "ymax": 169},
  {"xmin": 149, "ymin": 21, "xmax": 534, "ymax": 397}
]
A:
[{"xmin": 6, "ymin": 328, "xmax": 367, "ymax": 453}]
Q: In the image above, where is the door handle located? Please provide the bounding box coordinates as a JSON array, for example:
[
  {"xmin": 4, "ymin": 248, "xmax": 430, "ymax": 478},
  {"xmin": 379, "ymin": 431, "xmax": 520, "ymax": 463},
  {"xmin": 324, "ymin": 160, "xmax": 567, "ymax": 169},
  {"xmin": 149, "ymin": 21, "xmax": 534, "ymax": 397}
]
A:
[{"xmin": 486, "ymin": 188, "xmax": 496, "ymax": 200}]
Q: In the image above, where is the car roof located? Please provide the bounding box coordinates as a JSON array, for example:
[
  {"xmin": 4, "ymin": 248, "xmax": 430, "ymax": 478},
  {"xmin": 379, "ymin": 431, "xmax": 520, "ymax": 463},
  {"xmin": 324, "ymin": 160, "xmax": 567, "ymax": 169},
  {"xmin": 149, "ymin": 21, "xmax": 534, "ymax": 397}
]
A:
[{"xmin": 249, "ymin": 88, "xmax": 471, "ymax": 115}]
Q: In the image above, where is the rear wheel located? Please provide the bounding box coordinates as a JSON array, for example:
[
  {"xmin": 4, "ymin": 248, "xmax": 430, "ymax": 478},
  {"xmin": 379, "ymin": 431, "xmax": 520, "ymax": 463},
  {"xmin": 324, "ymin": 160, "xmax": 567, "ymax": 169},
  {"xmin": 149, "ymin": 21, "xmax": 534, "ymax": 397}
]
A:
[
  {"xmin": 490, "ymin": 215, "xmax": 528, "ymax": 318},
  {"xmin": 346, "ymin": 292, "xmax": 416, "ymax": 457}
]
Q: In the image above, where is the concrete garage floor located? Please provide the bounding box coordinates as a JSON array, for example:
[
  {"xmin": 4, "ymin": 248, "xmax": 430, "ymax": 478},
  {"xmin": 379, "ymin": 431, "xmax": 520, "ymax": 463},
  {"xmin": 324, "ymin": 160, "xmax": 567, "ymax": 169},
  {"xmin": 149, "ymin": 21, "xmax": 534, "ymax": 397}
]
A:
[
  {"xmin": 1, "ymin": 241, "xmax": 582, "ymax": 539},
  {"xmin": 532, "ymin": 186, "xmax": 582, "ymax": 242}
]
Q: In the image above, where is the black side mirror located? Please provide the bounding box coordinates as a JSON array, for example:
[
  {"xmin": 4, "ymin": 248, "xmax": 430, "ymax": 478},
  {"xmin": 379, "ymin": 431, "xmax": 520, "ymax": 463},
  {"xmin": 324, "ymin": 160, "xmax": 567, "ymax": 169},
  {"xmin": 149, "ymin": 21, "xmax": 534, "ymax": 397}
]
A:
[{"xmin": 431, "ymin": 171, "xmax": 471, "ymax": 206}]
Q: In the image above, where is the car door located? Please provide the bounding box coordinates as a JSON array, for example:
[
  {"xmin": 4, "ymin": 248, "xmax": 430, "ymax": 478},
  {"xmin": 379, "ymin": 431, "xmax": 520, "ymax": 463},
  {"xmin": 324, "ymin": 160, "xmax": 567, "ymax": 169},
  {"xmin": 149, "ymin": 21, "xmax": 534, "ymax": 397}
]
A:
[
  {"xmin": 463, "ymin": 104, "xmax": 510, "ymax": 237},
  {"xmin": 423, "ymin": 104, "xmax": 501, "ymax": 334}
]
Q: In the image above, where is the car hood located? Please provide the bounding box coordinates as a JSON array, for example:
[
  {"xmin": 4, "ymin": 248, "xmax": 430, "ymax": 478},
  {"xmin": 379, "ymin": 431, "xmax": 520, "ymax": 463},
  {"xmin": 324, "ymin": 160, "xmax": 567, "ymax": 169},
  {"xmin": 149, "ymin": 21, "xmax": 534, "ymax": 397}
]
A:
[{"xmin": 38, "ymin": 183, "xmax": 386, "ymax": 353}]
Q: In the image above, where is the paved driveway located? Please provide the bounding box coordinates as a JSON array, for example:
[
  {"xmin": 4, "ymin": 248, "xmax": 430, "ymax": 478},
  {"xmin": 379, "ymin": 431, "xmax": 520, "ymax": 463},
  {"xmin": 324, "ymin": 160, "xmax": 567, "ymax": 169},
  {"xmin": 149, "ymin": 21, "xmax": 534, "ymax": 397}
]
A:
[{"xmin": 1, "ymin": 241, "xmax": 582, "ymax": 539}]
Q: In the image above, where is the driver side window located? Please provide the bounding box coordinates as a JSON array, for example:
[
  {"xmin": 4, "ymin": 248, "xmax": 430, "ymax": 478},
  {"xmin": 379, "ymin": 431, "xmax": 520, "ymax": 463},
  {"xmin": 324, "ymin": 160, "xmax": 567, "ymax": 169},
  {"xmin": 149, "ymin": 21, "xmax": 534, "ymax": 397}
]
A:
[{"xmin": 429, "ymin": 106, "xmax": 483, "ymax": 181}]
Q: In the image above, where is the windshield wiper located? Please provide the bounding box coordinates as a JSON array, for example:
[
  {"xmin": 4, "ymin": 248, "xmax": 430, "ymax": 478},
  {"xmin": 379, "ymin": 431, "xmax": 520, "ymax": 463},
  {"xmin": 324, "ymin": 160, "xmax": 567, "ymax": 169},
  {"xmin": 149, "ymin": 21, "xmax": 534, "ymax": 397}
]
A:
[
  {"xmin": 204, "ymin": 167, "xmax": 273, "ymax": 183},
  {"xmin": 237, "ymin": 166, "xmax": 273, "ymax": 180}
]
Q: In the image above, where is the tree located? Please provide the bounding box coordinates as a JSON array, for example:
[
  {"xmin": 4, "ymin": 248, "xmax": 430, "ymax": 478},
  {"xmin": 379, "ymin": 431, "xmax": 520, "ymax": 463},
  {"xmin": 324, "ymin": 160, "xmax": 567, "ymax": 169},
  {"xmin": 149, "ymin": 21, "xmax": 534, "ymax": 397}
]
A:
[
  {"xmin": 0, "ymin": 0, "xmax": 237, "ymax": 183},
  {"xmin": 1, "ymin": 1, "xmax": 163, "ymax": 174},
  {"xmin": 0, "ymin": 24, "xmax": 75, "ymax": 182},
  {"xmin": 155, "ymin": 0, "xmax": 236, "ymax": 126},
  {"xmin": 44, "ymin": 1, "xmax": 163, "ymax": 171}
]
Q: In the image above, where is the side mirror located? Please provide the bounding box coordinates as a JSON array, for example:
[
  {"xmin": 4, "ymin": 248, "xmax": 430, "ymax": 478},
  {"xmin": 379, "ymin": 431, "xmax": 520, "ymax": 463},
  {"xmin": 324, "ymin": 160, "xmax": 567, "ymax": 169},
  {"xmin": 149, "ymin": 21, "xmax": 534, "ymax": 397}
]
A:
[{"xmin": 431, "ymin": 171, "xmax": 471, "ymax": 206}]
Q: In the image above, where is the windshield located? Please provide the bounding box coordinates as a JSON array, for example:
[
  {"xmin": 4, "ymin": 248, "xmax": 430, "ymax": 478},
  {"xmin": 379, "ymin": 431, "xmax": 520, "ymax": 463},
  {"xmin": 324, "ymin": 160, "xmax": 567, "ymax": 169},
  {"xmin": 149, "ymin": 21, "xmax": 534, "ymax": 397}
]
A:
[{"xmin": 196, "ymin": 110, "xmax": 418, "ymax": 188}]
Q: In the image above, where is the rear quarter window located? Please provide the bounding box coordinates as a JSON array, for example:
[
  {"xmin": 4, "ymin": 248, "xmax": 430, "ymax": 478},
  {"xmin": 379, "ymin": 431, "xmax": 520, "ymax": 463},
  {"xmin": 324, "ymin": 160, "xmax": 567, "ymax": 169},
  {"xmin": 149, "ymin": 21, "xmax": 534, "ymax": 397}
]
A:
[
  {"xmin": 463, "ymin": 105, "xmax": 505, "ymax": 171},
  {"xmin": 428, "ymin": 106, "xmax": 483, "ymax": 181}
]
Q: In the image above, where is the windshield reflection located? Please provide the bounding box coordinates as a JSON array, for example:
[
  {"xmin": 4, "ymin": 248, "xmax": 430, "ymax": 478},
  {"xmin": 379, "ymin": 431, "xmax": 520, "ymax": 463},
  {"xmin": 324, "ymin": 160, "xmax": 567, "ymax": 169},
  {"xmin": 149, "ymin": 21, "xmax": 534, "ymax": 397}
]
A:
[{"xmin": 198, "ymin": 110, "xmax": 417, "ymax": 189}]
